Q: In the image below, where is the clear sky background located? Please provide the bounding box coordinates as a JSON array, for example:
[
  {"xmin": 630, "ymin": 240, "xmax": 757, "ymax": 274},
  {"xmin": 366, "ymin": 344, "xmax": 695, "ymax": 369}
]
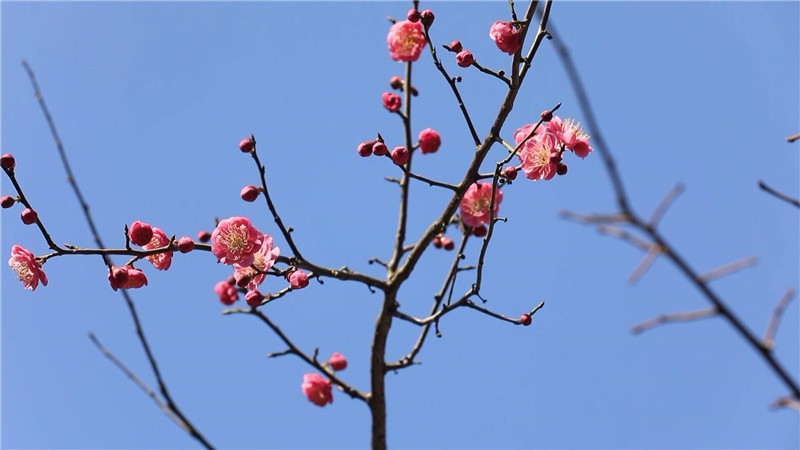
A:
[{"xmin": 2, "ymin": 2, "xmax": 798, "ymax": 449}]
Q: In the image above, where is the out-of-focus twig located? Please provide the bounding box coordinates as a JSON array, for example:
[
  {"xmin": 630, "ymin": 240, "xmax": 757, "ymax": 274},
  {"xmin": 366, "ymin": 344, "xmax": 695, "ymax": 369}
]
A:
[
  {"xmin": 758, "ymin": 180, "xmax": 800, "ymax": 209},
  {"xmin": 771, "ymin": 396, "xmax": 800, "ymax": 412},
  {"xmin": 763, "ymin": 289, "xmax": 795, "ymax": 350},
  {"xmin": 628, "ymin": 244, "xmax": 663, "ymax": 284},
  {"xmin": 786, "ymin": 132, "xmax": 800, "ymax": 143},
  {"xmin": 631, "ymin": 308, "xmax": 718, "ymax": 334},
  {"xmin": 648, "ymin": 183, "xmax": 684, "ymax": 227},
  {"xmin": 698, "ymin": 256, "xmax": 758, "ymax": 282}
]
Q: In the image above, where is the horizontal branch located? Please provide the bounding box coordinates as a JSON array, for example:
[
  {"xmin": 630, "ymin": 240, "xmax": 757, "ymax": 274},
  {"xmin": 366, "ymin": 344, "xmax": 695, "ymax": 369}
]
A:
[{"xmin": 631, "ymin": 308, "xmax": 718, "ymax": 335}]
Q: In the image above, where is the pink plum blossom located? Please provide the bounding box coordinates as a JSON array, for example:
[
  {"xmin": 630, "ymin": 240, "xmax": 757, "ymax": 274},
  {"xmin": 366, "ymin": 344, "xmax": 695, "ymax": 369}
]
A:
[
  {"xmin": 387, "ymin": 20, "xmax": 425, "ymax": 62},
  {"xmin": 327, "ymin": 352, "xmax": 347, "ymax": 371},
  {"xmin": 382, "ymin": 92, "xmax": 401, "ymax": 112},
  {"xmin": 517, "ymin": 131, "xmax": 560, "ymax": 181},
  {"xmin": 143, "ymin": 227, "xmax": 172, "ymax": 271},
  {"xmin": 489, "ymin": 21, "xmax": 521, "ymax": 54},
  {"xmin": 455, "ymin": 50, "xmax": 474, "ymax": 67},
  {"xmin": 547, "ymin": 116, "xmax": 593, "ymax": 158},
  {"xmin": 108, "ymin": 265, "xmax": 148, "ymax": 291},
  {"xmin": 459, "ymin": 182, "xmax": 503, "ymax": 227},
  {"xmin": 128, "ymin": 221, "xmax": 153, "ymax": 246},
  {"xmin": 418, "ymin": 128, "xmax": 441, "ymax": 154},
  {"xmin": 302, "ymin": 373, "xmax": 333, "ymax": 407},
  {"xmin": 211, "ymin": 216, "xmax": 263, "ymax": 266},
  {"xmin": 8, "ymin": 245, "xmax": 47, "ymax": 290},
  {"xmin": 214, "ymin": 280, "xmax": 238, "ymax": 305},
  {"xmin": 287, "ymin": 270, "xmax": 309, "ymax": 290},
  {"xmin": 233, "ymin": 234, "xmax": 280, "ymax": 291}
]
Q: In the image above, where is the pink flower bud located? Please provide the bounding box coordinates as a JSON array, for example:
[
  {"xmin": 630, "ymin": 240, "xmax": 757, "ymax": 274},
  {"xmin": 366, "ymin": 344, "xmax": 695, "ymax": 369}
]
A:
[
  {"xmin": 420, "ymin": 9, "xmax": 434, "ymax": 27},
  {"xmin": 489, "ymin": 21, "xmax": 521, "ymax": 55},
  {"xmin": 441, "ymin": 237, "xmax": 454, "ymax": 251},
  {"xmin": 540, "ymin": 110, "xmax": 553, "ymax": 122},
  {"xmin": 1, "ymin": 153, "xmax": 16, "ymax": 170},
  {"xmin": 302, "ymin": 373, "xmax": 332, "ymax": 407},
  {"xmin": 176, "ymin": 236, "xmax": 194, "ymax": 253},
  {"xmin": 406, "ymin": 8, "xmax": 420, "ymax": 23},
  {"xmin": 382, "ymin": 92, "xmax": 402, "ymax": 112},
  {"xmin": 20, "ymin": 208, "xmax": 37, "ymax": 225},
  {"xmin": 240, "ymin": 185, "xmax": 260, "ymax": 202},
  {"xmin": 245, "ymin": 289, "xmax": 262, "ymax": 307},
  {"xmin": 472, "ymin": 225, "xmax": 487, "ymax": 237},
  {"xmin": 128, "ymin": 221, "xmax": 153, "ymax": 246},
  {"xmin": 214, "ymin": 280, "xmax": 238, "ymax": 305},
  {"xmin": 357, "ymin": 141, "xmax": 374, "ymax": 157},
  {"xmin": 1, "ymin": 195, "xmax": 15, "ymax": 208},
  {"xmin": 110, "ymin": 266, "xmax": 129, "ymax": 287},
  {"xmin": 125, "ymin": 268, "xmax": 148, "ymax": 289},
  {"xmin": 287, "ymin": 270, "xmax": 309, "ymax": 290},
  {"xmin": 238, "ymin": 138, "xmax": 254, "ymax": 153},
  {"xmin": 389, "ymin": 75, "xmax": 403, "ymax": 89},
  {"xmin": 519, "ymin": 314, "xmax": 532, "ymax": 326},
  {"xmin": 557, "ymin": 163, "xmax": 568, "ymax": 176},
  {"xmin": 456, "ymin": 50, "xmax": 474, "ymax": 67},
  {"xmin": 449, "ymin": 40, "xmax": 463, "ymax": 53},
  {"xmin": 502, "ymin": 166, "xmax": 518, "ymax": 180},
  {"xmin": 197, "ymin": 230, "xmax": 212, "ymax": 243},
  {"xmin": 327, "ymin": 352, "xmax": 347, "ymax": 371},
  {"xmin": 372, "ymin": 141, "xmax": 388, "ymax": 156},
  {"xmin": 108, "ymin": 265, "xmax": 148, "ymax": 291},
  {"xmin": 433, "ymin": 234, "xmax": 443, "ymax": 248},
  {"xmin": 391, "ymin": 146, "xmax": 409, "ymax": 165},
  {"xmin": 418, "ymin": 128, "xmax": 441, "ymax": 154}
]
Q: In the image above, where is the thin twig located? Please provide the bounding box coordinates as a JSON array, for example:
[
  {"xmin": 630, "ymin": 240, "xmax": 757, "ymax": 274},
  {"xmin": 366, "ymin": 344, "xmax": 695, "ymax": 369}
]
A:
[
  {"xmin": 786, "ymin": 132, "xmax": 800, "ymax": 143},
  {"xmin": 698, "ymin": 256, "xmax": 757, "ymax": 282},
  {"xmin": 627, "ymin": 244, "xmax": 663, "ymax": 284},
  {"xmin": 648, "ymin": 183, "xmax": 684, "ymax": 227},
  {"xmin": 631, "ymin": 308, "xmax": 718, "ymax": 334},
  {"xmin": 758, "ymin": 180, "xmax": 800, "ymax": 209},
  {"xmin": 763, "ymin": 289, "xmax": 795, "ymax": 350},
  {"xmin": 771, "ymin": 396, "xmax": 800, "ymax": 412}
]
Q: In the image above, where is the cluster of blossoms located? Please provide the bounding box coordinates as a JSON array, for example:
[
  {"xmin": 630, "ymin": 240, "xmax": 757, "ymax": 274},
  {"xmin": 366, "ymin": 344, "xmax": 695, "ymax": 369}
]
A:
[
  {"xmin": 443, "ymin": 20, "xmax": 521, "ymax": 69},
  {"xmin": 513, "ymin": 114, "xmax": 593, "ymax": 181},
  {"xmin": 301, "ymin": 352, "xmax": 348, "ymax": 407},
  {"xmin": 357, "ymin": 127, "xmax": 441, "ymax": 165}
]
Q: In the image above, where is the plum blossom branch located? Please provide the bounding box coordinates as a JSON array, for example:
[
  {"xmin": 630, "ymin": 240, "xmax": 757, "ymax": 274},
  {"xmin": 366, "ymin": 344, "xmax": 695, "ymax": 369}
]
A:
[
  {"xmin": 22, "ymin": 60, "xmax": 213, "ymax": 449},
  {"xmin": 549, "ymin": 23, "xmax": 800, "ymax": 400},
  {"xmin": 758, "ymin": 180, "xmax": 800, "ymax": 209}
]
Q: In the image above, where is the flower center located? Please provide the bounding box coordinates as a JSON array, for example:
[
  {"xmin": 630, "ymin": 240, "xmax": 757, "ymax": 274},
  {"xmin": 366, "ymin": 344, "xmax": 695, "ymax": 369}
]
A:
[
  {"xmin": 221, "ymin": 224, "xmax": 250, "ymax": 256},
  {"xmin": 11, "ymin": 261, "xmax": 34, "ymax": 282}
]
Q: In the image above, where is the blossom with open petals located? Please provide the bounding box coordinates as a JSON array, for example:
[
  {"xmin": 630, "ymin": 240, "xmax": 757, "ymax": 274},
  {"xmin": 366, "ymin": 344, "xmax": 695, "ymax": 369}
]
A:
[
  {"xmin": 211, "ymin": 217, "xmax": 263, "ymax": 266},
  {"xmin": 387, "ymin": 20, "xmax": 425, "ymax": 62},
  {"xmin": 233, "ymin": 234, "xmax": 280, "ymax": 291},
  {"xmin": 143, "ymin": 227, "xmax": 172, "ymax": 270},
  {"xmin": 459, "ymin": 182, "xmax": 503, "ymax": 227},
  {"xmin": 547, "ymin": 116, "xmax": 593, "ymax": 158},
  {"xmin": 302, "ymin": 373, "xmax": 333, "ymax": 407},
  {"xmin": 8, "ymin": 245, "xmax": 47, "ymax": 290},
  {"xmin": 517, "ymin": 131, "xmax": 560, "ymax": 181}
]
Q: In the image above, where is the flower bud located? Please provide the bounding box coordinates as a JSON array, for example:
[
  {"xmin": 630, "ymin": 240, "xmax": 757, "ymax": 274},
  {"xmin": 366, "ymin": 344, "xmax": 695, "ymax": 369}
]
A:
[
  {"xmin": 214, "ymin": 280, "xmax": 238, "ymax": 305},
  {"xmin": 197, "ymin": 230, "xmax": 212, "ymax": 243},
  {"xmin": 389, "ymin": 75, "xmax": 403, "ymax": 89},
  {"xmin": 391, "ymin": 146, "xmax": 409, "ymax": 165},
  {"xmin": 240, "ymin": 184, "xmax": 260, "ymax": 202},
  {"xmin": 372, "ymin": 141, "xmax": 388, "ymax": 156},
  {"xmin": 448, "ymin": 40, "xmax": 463, "ymax": 53},
  {"xmin": 407, "ymin": 8, "xmax": 420, "ymax": 23},
  {"xmin": 557, "ymin": 162, "xmax": 568, "ymax": 176},
  {"xmin": 442, "ymin": 237, "xmax": 454, "ymax": 251},
  {"xmin": 382, "ymin": 92, "xmax": 401, "ymax": 112},
  {"xmin": 472, "ymin": 225, "xmax": 487, "ymax": 237},
  {"xmin": 519, "ymin": 314, "xmax": 532, "ymax": 326},
  {"xmin": 327, "ymin": 352, "xmax": 347, "ymax": 371},
  {"xmin": 456, "ymin": 50, "xmax": 474, "ymax": 67},
  {"xmin": 128, "ymin": 221, "xmax": 153, "ymax": 246},
  {"xmin": 357, "ymin": 141, "xmax": 374, "ymax": 157},
  {"xmin": 245, "ymin": 290, "xmax": 262, "ymax": 307},
  {"xmin": 287, "ymin": 270, "xmax": 309, "ymax": 290},
  {"xmin": 418, "ymin": 128, "xmax": 441, "ymax": 154},
  {"xmin": 20, "ymin": 208, "xmax": 37, "ymax": 225},
  {"xmin": 238, "ymin": 138, "xmax": 254, "ymax": 153},
  {"xmin": 420, "ymin": 9, "xmax": 434, "ymax": 27},
  {"xmin": 433, "ymin": 234, "xmax": 443, "ymax": 248},
  {"xmin": 110, "ymin": 266, "xmax": 129, "ymax": 287},
  {"xmin": 540, "ymin": 110, "xmax": 553, "ymax": 122},
  {"xmin": 176, "ymin": 236, "xmax": 194, "ymax": 253},
  {"xmin": 502, "ymin": 166, "xmax": 518, "ymax": 180},
  {"xmin": 1, "ymin": 153, "xmax": 16, "ymax": 170},
  {"xmin": 1, "ymin": 195, "xmax": 15, "ymax": 208}
]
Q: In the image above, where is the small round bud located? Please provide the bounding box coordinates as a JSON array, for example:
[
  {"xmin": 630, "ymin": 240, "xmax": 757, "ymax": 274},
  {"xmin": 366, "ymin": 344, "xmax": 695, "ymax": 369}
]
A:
[
  {"xmin": 382, "ymin": 92, "xmax": 401, "ymax": 112},
  {"xmin": 176, "ymin": 236, "xmax": 195, "ymax": 253},
  {"xmin": 557, "ymin": 162, "xmax": 568, "ymax": 176},
  {"xmin": 1, "ymin": 153, "xmax": 16, "ymax": 170},
  {"xmin": 236, "ymin": 273, "xmax": 252, "ymax": 288},
  {"xmin": 21, "ymin": 208, "xmax": 37, "ymax": 225},
  {"xmin": 110, "ymin": 266, "xmax": 129, "ymax": 286},
  {"xmin": 128, "ymin": 221, "xmax": 154, "ymax": 246},
  {"xmin": 455, "ymin": 50, "xmax": 474, "ymax": 68},
  {"xmin": 327, "ymin": 352, "xmax": 347, "ymax": 371},
  {"xmin": 240, "ymin": 184, "xmax": 260, "ymax": 202},
  {"xmin": 442, "ymin": 237, "xmax": 454, "ymax": 251},
  {"xmin": 357, "ymin": 141, "xmax": 374, "ymax": 157},
  {"xmin": 472, "ymin": 225, "xmax": 487, "ymax": 237},
  {"xmin": 432, "ymin": 234, "xmax": 443, "ymax": 248},
  {"xmin": 502, "ymin": 166, "xmax": 517, "ymax": 180},
  {"xmin": 238, "ymin": 138, "xmax": 254, "ymax": 153},
  {"xmin": 420, "ymin": 9, "xmax": 434, "ymax": 27},
  {"xmin": 245, "ymin": 290, "xmax": 262, "ymax": 307},
  {"xmin": 1, "ymin": 195, "xmax": 15, "ymax": 208},
  {"xmin": 519, "ymin": 314, "xmax": 532, "ymax": 326},
  {"xmin": 391, "ymin": 146, "xmax": 409, "ymax": 165},
  {"xmin": 540, "ymin": 110, "xmax": 553, "ymax": 122},
  {"xmin": 287, "ymin": 270, "xmax": 309, "ymax": 290},
  {"xmin": 197, "ymin": 230, "xmax": 212, "ymax": 243},
  {"xmin": 389, "ymin": 75, "xmax": 403, "ymax": 89},
  {"xmin": 406, "ymin": 8, "xmax": 420, "ymax": 23},
  {"xmin": 448, "ymin": 40, "xmax": 463, "ymax": 53},
  {"xmin": 372, "ymin": 141, "xmax": 388, "ymax": 156},
  {"xmin": 418, "ymin": 128, "xmax": 441, "ymax": 154}
]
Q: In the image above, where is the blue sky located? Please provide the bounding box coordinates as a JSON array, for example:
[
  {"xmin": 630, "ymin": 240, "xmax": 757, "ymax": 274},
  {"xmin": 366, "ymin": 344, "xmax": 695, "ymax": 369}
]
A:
[{"xmin": 2, "ymin": 2, "xmax": 798, "ymax": 449}]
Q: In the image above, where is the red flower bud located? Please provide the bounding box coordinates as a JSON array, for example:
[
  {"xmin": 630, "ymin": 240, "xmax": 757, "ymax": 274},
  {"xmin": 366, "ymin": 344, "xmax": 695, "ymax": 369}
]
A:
[
  {"xmin": 245, "ymin": 290, "xmax": 262, "ymax": 307},
  {"xmin": 327, "ymin": 352, "xmax": 347, "ymax": 371},
  {"xmin": 21, "ymin": 208, "xmax": 37, "ymax": 225},
  {"xmin": 448, "ymin": 40, "xmax": 463, "ymax": 53},
  {"xmin": 418, "ymin": 128, "xmax": 441, "ymax": 154},
  {"xmin": 238, "ymin": 138, "xmax": 254, "ymax": 153},
  {"xmin": 391, "ymin": 146, "xmax": 409, "ymax": 165},
  {"xmin": 407, "ymin": 8, "xmax": 420, "ymax": 23},
  {"xmin": 503, "ymin": 166, "xmax": 518, "ymax": 180},
  {"xmin": 287, "ymin": 270, "xmax": 309, "ymax": 289},
  {"xmin": 240, "ymin": 185, "xmax": 260, "ymax": 202},
  {"xmin": 128, "ymin": 221, "xmax": 154, "ymax": 246},
  {"xmin": 1, "ymin": 195, "xmax": 15, "ymax": 208},
  {"xmin": 1, "ymin": 153, "xmax": 16, "ymax": 170},
  {"xmin": 372, "ymin": 141, "xmax": 388, "ymax": 156},
  {"xmin": 420, "ymin": 9, "xmax": 434, "ymax": 27},
  {"xmin": 382, "ymin": 92, "xmax": 402, "ymax": 112},
  {"xmin": 176, "ymin": 236, "xmax": 195, "ymax": 253},
  {"xmin": 519, "ymin": 314, "xmax": 532, "ymax": 326},
  {"xmin": 357, "ymin": 141, "xmax": 374, "ymax": 157},
  {"xmin": 433, "ymin": 234, "xmax": 443, "ymax": 248},
  {"xmin": 389, "ymin": 75, "xmax": 403, "ymax": 89},
  {"xmin": 456, "ymin": 50, "xmax": 474, "ymax": 67},
  {"xmin": 472, "ymin": 225, "xmax": 487, "ymax": 237},
  {"xmin": 540, "ymin": 110, "xmax": 553, "ymax": 122},
  {"xmin": 557, "ymin": 163, "xmax": 568, "ymax": 176},
  {"xmin": 197, "ymin": 230, "xmax": 212, "ymax": 243},
  {"xmin": 442, "ymin": 237, "xmax": 454, "ymax": 251}
]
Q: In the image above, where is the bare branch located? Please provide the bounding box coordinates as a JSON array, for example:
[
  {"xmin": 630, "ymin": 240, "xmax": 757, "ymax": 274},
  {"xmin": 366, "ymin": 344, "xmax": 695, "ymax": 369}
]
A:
[
  {"xmin": 698, "ymin": 256, "xmax": 758, "ymax": 282},
  {"xmin": 628, "ymin": 244, "xmax": 663, "ymax": 284},
  {"xmin": 759, "ymin": 180, "xmax": 800, "ymax": 209},
  {"xmin": 763, "ymin": 289, "xmax": 795, "ymax": 350},
  {"xmin": 786, "ymin": 132, "xmax": 800, "ymax": 143},
  {"xmin": 631, "ymin": 308, "xmax": 718, "ymax": 335},
  {"xmin": 559, "ymin": 210, "xmax": 631, "ymax": 225},
  {"xmin": 771, "ymin": 396, "xmax": 800, "ymax": 412},
  {"xmin": 596, "ymin": 225, "xmax": 652, "ymax": 252},
  {"xmin": 648, "ymin": 183, "xmax": 684, "ymax": 227}
]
